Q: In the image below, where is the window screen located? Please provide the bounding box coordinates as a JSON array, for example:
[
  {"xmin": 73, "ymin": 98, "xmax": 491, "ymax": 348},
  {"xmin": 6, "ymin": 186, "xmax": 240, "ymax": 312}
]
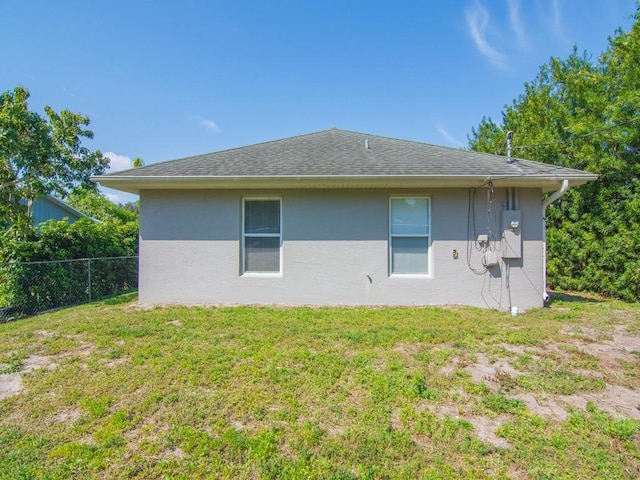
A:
[
  {"xmin": 243, "ymin": 199, "xmax": 281, "ymax": 274},
  {"xmin": 390, "ymin": 197, "xmax": 430, "ymax": 274}
]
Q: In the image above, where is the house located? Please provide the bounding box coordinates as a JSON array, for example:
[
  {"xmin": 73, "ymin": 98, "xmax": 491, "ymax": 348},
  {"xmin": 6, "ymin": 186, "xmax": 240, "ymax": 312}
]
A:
[
  {"xmin": 29, "ymin": 195, "xmax": 95, "ymax": 226},
  {"xmin": 93, "ymin": 129, "xmax": 597, "ymax": 310}
]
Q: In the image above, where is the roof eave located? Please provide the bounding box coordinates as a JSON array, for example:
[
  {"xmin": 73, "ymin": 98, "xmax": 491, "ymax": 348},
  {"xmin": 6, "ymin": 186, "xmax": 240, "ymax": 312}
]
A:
[{"xmin": 92, "ymin": 173, "xmax": 598, "ymax": 195}]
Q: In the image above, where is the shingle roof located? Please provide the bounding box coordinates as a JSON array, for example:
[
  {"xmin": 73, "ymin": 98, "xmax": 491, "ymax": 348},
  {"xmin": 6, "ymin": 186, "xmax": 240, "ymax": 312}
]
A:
[{"xmin": 94, "ymin": 129, "xmax": 597, "ymax": 193}]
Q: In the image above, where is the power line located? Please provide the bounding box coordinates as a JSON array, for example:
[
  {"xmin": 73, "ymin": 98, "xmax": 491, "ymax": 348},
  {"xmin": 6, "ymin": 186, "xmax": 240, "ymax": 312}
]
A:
[{"xmin": 490, "ymin": 116, "xmax": 640, "ymax": 154}]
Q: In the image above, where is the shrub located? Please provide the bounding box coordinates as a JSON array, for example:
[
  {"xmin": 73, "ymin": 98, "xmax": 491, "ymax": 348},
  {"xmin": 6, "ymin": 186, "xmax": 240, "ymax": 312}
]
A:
[{"xmin": 0, "ymin": 218, "xmax": 138, "ymax": 317}]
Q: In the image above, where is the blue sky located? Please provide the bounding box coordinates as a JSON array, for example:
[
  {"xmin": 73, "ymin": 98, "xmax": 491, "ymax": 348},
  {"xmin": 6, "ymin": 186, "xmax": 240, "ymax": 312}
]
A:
[{"xmin": 1, "ymin": 0, "xmax": 636, "ymax": 203}]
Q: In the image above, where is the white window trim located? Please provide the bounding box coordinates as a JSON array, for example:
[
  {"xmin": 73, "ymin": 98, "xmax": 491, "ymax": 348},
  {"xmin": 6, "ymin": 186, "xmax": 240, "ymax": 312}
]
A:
[
  {"xmin": 389, "ymin": 196, "xmax": 432, "ymax": 278},
  {"xmin": 242, "ymin": 197, "xmax": 283, "ymax": 277}
]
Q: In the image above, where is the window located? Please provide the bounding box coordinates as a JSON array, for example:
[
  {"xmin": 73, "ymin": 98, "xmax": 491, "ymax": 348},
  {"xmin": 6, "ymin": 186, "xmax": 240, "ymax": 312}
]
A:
[
  {"xmin": 243, "ymin": 198, "xmax": 282, "ymax": 274},
  {"xmin": 389, "ymin": 197, "xmax": 430, "ymax": 275}
]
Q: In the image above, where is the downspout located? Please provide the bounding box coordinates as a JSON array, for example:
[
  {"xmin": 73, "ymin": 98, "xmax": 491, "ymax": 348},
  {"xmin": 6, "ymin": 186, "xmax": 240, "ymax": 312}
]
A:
[{"xmin": 542, "ymin": 180, "xmax": 569, "ymax": 302}]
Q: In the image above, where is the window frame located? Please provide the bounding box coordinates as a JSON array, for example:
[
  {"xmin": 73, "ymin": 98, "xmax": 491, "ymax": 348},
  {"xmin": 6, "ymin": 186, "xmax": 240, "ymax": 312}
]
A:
[
  {"xmin": 242, "ymin": 197, "xmax": 283, "ymax": 277},
  {"xmin": 388, "ymin": 196, "xmax": 432, "ymax": 277}
]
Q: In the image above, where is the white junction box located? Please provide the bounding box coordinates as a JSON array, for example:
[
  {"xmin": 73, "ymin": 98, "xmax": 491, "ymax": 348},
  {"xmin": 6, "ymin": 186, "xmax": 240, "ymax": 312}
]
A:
[
  {"xmin": 482, "ymin": 251, "xmax": 498, "ymax": 267},
  {"xmin": 502, "ymin": 210, "xmax": 522, "ymax": 259}
]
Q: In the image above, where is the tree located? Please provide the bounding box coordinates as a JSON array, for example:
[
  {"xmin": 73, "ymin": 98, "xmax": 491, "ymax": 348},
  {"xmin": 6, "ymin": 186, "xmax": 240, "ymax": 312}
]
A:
[
  {"xmin": 0, "ymin": 86, "xmax": 108, "ymax": 231},
  {"xmin": 66, "ymin": 187, "xmax": 138, "ymax": 224},
  {"xmin": 468, "ymin": 7, "xmax": 640, "ymax": 301}
]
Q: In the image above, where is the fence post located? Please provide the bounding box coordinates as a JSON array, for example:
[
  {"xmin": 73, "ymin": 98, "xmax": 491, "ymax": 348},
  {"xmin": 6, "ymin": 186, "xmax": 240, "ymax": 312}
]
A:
[
  {"xmin": 88, "ymin": 258, "xmax": 92, "ymax": 303},
  {"xmin": 1, "ymin": 256, "xmax": 137, "ymax": 320}
]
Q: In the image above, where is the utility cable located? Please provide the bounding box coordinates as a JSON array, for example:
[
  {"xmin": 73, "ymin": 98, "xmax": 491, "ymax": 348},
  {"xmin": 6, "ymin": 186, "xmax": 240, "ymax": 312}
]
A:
[{"xmin": 481, "ymin": 116, "xmax": 640, "ymax": 156}]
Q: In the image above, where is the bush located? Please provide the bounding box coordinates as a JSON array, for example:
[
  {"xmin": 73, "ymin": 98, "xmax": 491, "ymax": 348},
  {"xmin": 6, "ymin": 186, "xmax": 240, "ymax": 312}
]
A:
[{"xmin": 0, "ymin": 218, "xmax": 138, "ymax": 318}]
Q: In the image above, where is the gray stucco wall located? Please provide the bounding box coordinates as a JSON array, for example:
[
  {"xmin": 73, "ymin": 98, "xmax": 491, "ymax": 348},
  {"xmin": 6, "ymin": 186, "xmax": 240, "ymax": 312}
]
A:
[{"xmin": 139, "ymin": 187, "xmax": 545, "ymax": 310}]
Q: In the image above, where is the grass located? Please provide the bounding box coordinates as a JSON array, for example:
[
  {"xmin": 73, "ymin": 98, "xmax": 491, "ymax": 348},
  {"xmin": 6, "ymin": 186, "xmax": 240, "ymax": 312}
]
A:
[{"xmin": 0, "ymin": 293, "xmax": 638, "ymax": 478}]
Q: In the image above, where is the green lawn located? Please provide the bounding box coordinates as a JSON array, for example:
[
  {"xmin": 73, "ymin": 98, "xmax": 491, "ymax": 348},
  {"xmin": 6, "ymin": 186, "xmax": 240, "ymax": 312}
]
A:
[{"xmin": 1, "ymin": 294, "xmax": 639, "ymax": 479}]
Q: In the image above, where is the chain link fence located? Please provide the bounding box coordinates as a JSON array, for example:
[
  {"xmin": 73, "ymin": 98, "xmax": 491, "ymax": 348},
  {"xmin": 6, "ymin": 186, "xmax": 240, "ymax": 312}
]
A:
[{"xmin": 0, "ymin": 256, "xmax": 138, "ymax": 321}]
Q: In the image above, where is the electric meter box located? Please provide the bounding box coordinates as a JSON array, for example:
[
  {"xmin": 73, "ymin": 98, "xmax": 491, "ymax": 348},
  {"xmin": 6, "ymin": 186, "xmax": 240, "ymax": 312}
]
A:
[{"xmin": 502, "ymin": 210, "xmax": 522, "ymax": 259}]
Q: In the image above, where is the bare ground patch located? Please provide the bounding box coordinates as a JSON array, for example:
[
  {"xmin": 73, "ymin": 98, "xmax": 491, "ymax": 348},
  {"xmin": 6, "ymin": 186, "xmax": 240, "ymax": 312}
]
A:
[
  {"xmin": 54, "ymin": 408, "xmax": 82, "ymax": 424},
  {"xmin": 561, "ymin": 385, "xmax": 640, "ymax": 420},
  {"xmin": 0, "ymin": 332, "xmax": 96, "ymax": 399},
  {"xmin": 465, "ymin": 352, "xmax": 521, "ymax": 391},
  {"xmin": 455, "ymin": 321, "xmax": 640, "ymax": 424},
  {"xmin": 467, "ymin": 415, "xmax": 511, "ymax": 449},
  {"xmin": 0, "ymin": 354, "xmax": 57, "ymax": 399},
  {"xmin": 0, "ymin": 372, "xmax": 23, "ymax": 400},
  {"xmin": 416, "ymin": 318, "xmax": 640, "ymax": 447}
]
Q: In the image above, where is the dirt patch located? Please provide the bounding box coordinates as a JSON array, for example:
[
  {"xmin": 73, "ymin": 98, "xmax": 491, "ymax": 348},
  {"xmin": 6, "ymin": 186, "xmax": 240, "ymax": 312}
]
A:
[
  {"xmin": 23, "ymin": 355, "xmax": 57, "ymax": 372},
  {"xmin": 561, "ymin": 325, "xmax": 608, "ymax": 342},
  {"xmin": 611, "ymin": 325, "xmax": 640, "ymax": 352},
  {"xmin": 167, "ymin": 320, "xmax": 182, "ymax": 327},
  {"xmin": 125, "ymin": 303, "xmax": 157, "ymax": 311},
  {"xmin": 74, "ymin": 341, "xmax": 95, "ymax": 357},
  {"xmin": 513, "ymin": 392, "xmax": 569, "ymax": 421},
  {"xmin": 438, "ymin": 357, "xmax": 459, "ymax": 375},
  {"xmin": 499, "ymin": 343, "xmax": 557, "ymax": 355},
  {"xmin": 415, "ymin": 402, "xmax": 512, "ymax": 448},
  {"xmin": 561, "ymin": 385, "xmax": 640, "ymax": 420},
  {"xmin": 0, "ymin": 373, "xmax": 23, "ymax": 400},
  {"xmin": 445, "ymin": 320, "xmax": 640, "ymax": 424},
  {"xmin": 392, "ymin": 342, "xmax": 422, "ymax": 356},
  {"xmin": 33, "ymin": 329, "xmax": 56, "ymax": 338},
  {"xmin": 467, "ymin": 415, "xmax": 511, "ymax": 449},
  {"xmin": 54, "ymin": 408, "xmax": 82, "ymax": 424},
  {"xmin": 0, "ymin": 354, "xmax": 57, "ymax": 399},
  {"xmin": 163, "ymin": 447, "xmax": 186, "ymax": 459},
  {"xmin": 106, "ymin": 358, "xmax": 129, "ymax": 369},
  {"xmin": 465, "ymin": 353, "xmax": 521, "ymax": 391},
  {"xmin": 390, "ymin": 408, "xmax": 403, "ymax": 430},
  {"xmin": 578, "ymin": 342, "xmax": 637, "ymax": 366}
]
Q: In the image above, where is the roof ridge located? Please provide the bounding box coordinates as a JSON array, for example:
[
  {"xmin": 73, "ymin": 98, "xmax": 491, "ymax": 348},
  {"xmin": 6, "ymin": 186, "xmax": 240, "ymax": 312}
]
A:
[{"xmin": 116, "ymin": 128, "xmax": 545, "ymax": 171}]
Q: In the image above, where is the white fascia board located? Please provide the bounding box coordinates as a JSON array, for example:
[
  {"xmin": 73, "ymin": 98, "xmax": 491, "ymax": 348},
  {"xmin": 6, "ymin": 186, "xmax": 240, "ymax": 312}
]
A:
[{"xmin": 92, "ymin": 173, "xmax": 598, "ymax": 194}]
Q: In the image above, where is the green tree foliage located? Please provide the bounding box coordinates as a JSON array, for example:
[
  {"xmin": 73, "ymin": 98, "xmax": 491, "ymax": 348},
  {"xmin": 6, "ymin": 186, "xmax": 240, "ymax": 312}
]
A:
[
  {"xmin": 0, "ymin": 218, "xmax": 138, "ymax": 316},
  {"xmin": 468, "ymin": 8, "xmax": 640, "ymax": 301},
  {"xmin": 66, "ymin": 187, "xmax": 138, "ymax": 224},
  {"xmin": 1, "ymin": 218, "xmax": 137, "ymax": 263},
  {"xmin": 0, "ymin": 86, "xmax": 108, "ymax": 230},
  {"xmin": 0, "ymin": 188, "xmax": 139, "ymax": 317}
]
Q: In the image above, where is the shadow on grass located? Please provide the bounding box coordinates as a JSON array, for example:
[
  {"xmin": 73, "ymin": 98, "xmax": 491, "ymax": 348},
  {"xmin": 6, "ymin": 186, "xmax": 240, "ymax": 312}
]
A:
[
  {"xmin": 547, "ymin": 291, "xmax": 601, "ymax": 306},
  {"xmin": 0, "ymin": 291, "xmax": 138, "ymax": 324},
  {"xmin": 96, "ymin": 291, "xmax": 138, "ymax": 306}
]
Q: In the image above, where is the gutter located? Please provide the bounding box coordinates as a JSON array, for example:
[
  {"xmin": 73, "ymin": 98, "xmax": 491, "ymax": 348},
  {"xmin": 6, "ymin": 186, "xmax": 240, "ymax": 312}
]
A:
[
  {"xmin": 542, "ymin": 180, "xmax": 569, "ymax": 302},
  {"xmin": 92, "ymin": 173, "xmax": 597, "ymax": 195}
]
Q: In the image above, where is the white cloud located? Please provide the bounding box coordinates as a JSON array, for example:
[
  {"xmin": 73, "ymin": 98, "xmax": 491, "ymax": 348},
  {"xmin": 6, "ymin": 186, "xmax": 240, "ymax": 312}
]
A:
[
  {"xmin": 200, "ymin": 117, "xmax": 221, "ymax": 133},
  {"xmin": 437, "ymin": 126, "xmax": 465, "ymax": 148},
  {"xmin": 550, "ymin": 0, "xmax": 564, "ymax": 38},
  {"xmin": 104, "ymin": 192, "xmax": 122, "ymax": 203},
  {"xmin": 465, "ymin": 0, "xmax": 507, "ymax": 68},
  {"xmin": 61, "ymin": 86, "xmax": 78, "ymax": 99},
  {"xmin": 507, "ymin": 0, "xmax": 529, "ymax": 49},
  {"xmin": 98, "ymin": 154, "xmax": 139, "ymax": 204},
  {"xmin": 104, "ymin": 151, "xmax": 133, "ymax": 172},
  {"xmin": 102, "ymin": 187, "xmax": 138, "ymax": 206}
]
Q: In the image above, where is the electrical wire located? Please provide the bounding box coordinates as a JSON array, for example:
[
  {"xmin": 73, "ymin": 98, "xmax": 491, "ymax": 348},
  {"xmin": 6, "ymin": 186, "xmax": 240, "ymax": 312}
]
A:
[
  {"xmin": 466, "ymin": 187, "xmax": 488, "ymax": 275},
  {"xmin": 484, "ymin": 116, "xmax": 640, "ymax": 156},
  {"xmin": 474, "ymin": 158, "xmax": 597, "ymax": 191},
  {"xmin": 505, "ymin": 258, "xmax": 513, "ymax": 311}
]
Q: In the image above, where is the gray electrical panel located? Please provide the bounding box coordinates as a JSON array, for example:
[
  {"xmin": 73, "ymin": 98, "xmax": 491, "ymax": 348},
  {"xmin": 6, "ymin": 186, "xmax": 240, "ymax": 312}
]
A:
[{"xmin": 502, "ymin": 210, "xmax": 522, "ymax": 259}]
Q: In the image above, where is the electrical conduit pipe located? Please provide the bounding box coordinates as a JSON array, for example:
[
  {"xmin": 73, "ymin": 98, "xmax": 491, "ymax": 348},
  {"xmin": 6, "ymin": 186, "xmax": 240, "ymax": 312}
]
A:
[{"xmin": 542, "ymin": 180, "xmax": 569, "ymax": 302}]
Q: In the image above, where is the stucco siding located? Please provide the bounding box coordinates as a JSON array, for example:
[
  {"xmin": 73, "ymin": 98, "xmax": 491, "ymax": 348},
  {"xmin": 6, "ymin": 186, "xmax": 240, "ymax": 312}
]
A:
[{"xmin": 139, "ymin": 188, "xmax": 544, "ymax": 310}]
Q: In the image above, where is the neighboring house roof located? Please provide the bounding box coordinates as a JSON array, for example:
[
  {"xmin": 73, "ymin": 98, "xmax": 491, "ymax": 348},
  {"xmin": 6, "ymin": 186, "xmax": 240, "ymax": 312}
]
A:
[
  {"xmin": 94, "ymin": 129, "xmax": 598, "ymax": 194},
  {"xmin": 30, "ymin": 195, "xmax": 98, "ymax": 225}
]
